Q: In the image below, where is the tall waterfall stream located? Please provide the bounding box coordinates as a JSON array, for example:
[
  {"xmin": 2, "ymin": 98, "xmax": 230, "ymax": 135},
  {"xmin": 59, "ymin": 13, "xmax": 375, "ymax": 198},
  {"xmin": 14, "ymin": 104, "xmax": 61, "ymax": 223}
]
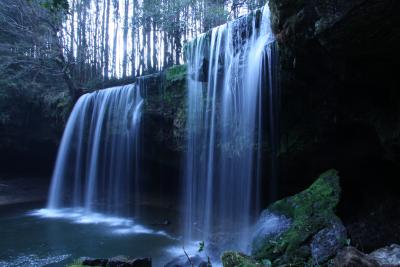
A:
[{"xmin": 184, "ymin": 4, "xmax": 277, "ymax": 254}]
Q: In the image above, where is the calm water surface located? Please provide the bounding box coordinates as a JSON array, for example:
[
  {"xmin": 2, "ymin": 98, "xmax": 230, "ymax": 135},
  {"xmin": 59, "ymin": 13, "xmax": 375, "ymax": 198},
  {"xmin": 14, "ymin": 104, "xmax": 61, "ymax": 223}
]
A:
[{"xmin": 0, "ymin": 202, "xmax": 183, "ymax": 267}]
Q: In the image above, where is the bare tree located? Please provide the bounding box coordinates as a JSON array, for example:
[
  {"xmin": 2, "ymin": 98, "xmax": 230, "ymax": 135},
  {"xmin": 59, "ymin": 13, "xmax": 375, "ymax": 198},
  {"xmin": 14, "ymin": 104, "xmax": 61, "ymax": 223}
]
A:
[
  {"xmin": 0, "ymin": 0, "xmax": 78, "ymax": 98},
  {"xmin": 131, "ymin": 0, "xmax": 138, "ymax": 77},
  {"xmin": 111, "ymin": 0, "xmax": 119, "ymax": 77},
  {"xmin": 122, "ymin": 0, "xmax": 129, "ymax": 78},
  {"xmin": 104, "ymin": 0, "xmax": 110, "ymax": 80}
]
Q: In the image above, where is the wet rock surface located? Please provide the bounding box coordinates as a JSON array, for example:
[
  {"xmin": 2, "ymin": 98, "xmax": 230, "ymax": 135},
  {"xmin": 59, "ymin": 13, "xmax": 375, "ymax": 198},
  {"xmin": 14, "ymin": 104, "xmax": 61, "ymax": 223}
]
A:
[
  {"xmin": 82, "ymin": 256, "xmax": 151, "ymax": 267},
  {"xmin": 164, "ymin": 255, "xmax": 209, "ymax": 267},
  {"xmin": 369, "ymin": 244, "xmax": 400, "ymax": 266},
  {"xmin": 251, "ymin": 212, "xmax": 292, "ymax": 257},
  {"xmin": 334, "ymin": 245, "xmax": 400, "ymax": 267},
  {"xmin": 334, "ymin": 247, "xmax": 379, "ymax": 267},
  {"xmin": 311, "ymin": 218, "xmax": 347, "ymax": 264}
]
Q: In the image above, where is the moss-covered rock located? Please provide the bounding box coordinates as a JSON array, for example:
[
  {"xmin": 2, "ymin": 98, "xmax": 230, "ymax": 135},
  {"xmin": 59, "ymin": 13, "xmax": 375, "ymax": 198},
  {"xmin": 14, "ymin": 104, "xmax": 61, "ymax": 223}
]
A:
[
  {"xmin": 140, "ymin": 64, "xmax": 188, "ymax": 152},
  {"xmin": 221, "ymin": 252, "xmax": 263, "ymax": 267},
  {"xmin": 165, "ymin": 64, "xmax": 187, "ymax": 83},
  {"xmin": 251, "ymin": 169, "xmax": 345, "ymax": 265}
]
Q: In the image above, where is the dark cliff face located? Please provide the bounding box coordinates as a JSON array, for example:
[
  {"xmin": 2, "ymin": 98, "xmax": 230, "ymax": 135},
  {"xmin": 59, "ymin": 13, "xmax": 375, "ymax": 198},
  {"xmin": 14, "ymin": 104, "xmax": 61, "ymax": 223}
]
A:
[
  {"xmin": 0, "ymin": 91, "xmax": 69, "ymax": 176},
  {"xmin": 269, "ymin": 0, "xmax": 400, "ymax": 251},
  {"xmin": 139, "ymin": 66, "xmax": 187, "ymax": 200}
]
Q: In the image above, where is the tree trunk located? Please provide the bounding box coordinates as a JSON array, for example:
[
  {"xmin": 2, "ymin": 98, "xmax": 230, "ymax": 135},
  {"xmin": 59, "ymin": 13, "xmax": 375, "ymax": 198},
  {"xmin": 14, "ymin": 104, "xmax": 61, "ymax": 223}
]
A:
[
  {"xmin": 112, "ymin": 0, "xmax": 119, "ymax": 78},
  {"xmin": 131, "ymin": 0, "xmax": 138, "ymax": 77},
  {"xmin": 152, "ymin": 19, "xmax": 158, "ymax": 71},
  {"xmin": 104, "ymin": 0, "xmax": 110, "ymax": 80},
  {"xmin": 100, "ymin": 0, "xmax": 107, "ymax": 78},
  {"xmin": 93, "ymin": 0, "xmax": 100, "ymax": 78},
  {"xmin": 146, "ymin": 17, "xmax": 151, "ymax": 71},
  {"xmin": 122, "ymin": 0, "xmax": 129, "ymax": 78},
  {"xmin": 69, "ymin": 0, "xmax": 75, "ymax": 61},
  {"xmin": 81, "ymin": 0, "xmax": 88, "ymax": 82}
]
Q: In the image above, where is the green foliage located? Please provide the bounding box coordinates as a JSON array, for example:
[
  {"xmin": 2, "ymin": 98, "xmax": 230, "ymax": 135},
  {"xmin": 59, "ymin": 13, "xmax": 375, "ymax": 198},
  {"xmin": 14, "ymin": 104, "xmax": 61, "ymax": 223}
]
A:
[
  {"xmin": 261, "ymin": 259, "xmax": 272, "ymax": 267},
  {"xmin": 198, "ymin": 241, "xmax": 205, "ymax": 253},
  {"xmin": 66, "ymin": 259, "xmax": 104, "ymax": 267},
  {"xmin": 26, "ymin": 0, "xmax": 69, "ymax": 12},
  {"xmin": 165, "ymin": 64, "xmax": 187, "ymax": 83},
  {"xmin": 66, "ymin": 259, "xmax": 84, "ymax": 267},
  {"xmin": 42, "ymin": 0, "xmax": 69, "ymax": 12},
  {"xmin": 194, "ymin": 241, "xmax": 212, "ymax": 267}
]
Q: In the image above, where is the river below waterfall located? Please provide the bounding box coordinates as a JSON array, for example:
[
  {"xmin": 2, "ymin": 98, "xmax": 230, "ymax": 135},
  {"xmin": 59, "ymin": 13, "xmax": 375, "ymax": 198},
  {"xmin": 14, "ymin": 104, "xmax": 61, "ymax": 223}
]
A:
[{"xmin": 0, "ymin": 202, "xmax": 184, "ymax": 267}]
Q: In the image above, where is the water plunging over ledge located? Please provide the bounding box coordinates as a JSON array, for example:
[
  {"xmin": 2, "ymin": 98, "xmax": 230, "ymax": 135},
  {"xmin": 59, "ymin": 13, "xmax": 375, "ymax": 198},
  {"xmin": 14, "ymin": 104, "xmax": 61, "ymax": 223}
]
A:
[
  {"xmin": 184, "ymin": 3, "xmax": 278, "ymax": 253},
  {"xmin": 46, "ymin": 84, "xmax": 143, "ymax": 217}
]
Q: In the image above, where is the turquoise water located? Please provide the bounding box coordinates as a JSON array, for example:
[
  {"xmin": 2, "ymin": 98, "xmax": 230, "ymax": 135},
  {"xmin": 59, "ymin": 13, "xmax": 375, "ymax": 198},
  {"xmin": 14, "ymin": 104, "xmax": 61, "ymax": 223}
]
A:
[{"xmin": 0, "ymin": 203, "xmax": 182, "ymax": 267}]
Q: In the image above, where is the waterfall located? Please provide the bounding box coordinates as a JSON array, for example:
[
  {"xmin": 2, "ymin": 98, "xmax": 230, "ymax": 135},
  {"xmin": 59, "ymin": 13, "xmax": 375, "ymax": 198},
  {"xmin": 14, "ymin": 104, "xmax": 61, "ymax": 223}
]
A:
[
  {"xmin": 184, "ymin": 4, "xmax": 277, "ymax": 252},
  {"xmin": 47, "ymin": 84, "xmax": 143, "ymax": 216}
]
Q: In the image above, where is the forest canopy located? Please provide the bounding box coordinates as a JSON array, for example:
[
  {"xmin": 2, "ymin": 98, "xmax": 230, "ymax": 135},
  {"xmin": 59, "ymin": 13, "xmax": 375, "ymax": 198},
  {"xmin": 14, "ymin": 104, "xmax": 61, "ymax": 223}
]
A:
[
  {"xmin": 0, "ymin": 0, "xmax": 266, "ymax": 96},
  {"xmin": 0, "ymin": 0, "xmax": 265, "ymax": 152}
]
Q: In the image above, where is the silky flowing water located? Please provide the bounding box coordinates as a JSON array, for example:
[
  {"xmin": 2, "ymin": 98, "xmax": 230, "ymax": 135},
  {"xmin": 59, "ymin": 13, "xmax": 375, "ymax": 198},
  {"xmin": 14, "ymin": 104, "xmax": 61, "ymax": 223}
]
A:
[
  {"xmin": 184, "ymin": 4, "xmax": 277, "ymax": 253},
  {"xmin": 47, "ymin": 84, "xmax": 143, "ymax": 216}
]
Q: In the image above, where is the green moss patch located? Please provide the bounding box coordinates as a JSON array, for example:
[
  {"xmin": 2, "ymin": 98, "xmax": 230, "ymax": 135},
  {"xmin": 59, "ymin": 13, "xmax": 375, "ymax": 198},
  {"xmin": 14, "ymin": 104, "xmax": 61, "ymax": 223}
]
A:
[
  {"xmin": 222, "ymin": 252, "xmax": 264, "ymax": 267},
  {"xmin": 165, "ymin": 64, "xmax": 187, "ymax": 83},
  {"xmin": 251, "ymin": 169, "xmax": 342, "ymax": 265}
]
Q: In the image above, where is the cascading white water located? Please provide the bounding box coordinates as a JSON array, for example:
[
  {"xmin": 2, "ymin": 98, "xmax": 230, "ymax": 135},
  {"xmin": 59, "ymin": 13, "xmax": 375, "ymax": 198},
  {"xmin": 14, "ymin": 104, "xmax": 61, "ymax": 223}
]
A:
[
  {"xmin": 184, "ymin": 4, "xmax": 277, "ymax": 252},
  {"xmin": 47, "ymin": 84, "xmax": 143, "ymax": 216}
]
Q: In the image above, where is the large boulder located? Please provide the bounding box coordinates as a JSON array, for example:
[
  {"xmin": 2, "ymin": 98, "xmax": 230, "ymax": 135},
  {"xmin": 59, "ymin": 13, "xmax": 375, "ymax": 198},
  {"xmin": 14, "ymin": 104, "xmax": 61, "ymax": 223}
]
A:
[
  {"xmin": 311, "ymin": 218, "xmax": 347, "ymax": 264},
  {"xmin": 251, "ymin": 169, "xmax": 346, "ymax": 265},
  {"xmin": 331, "ymin": 244, "xmax": 400, "ymax": 267},
  {"xmin": 333, "ymin": 247, "xmax": 379, "ymax": 267},
  {"xmin": 369, "ymin": 244, "xmax": 400, "ymax": 266}
]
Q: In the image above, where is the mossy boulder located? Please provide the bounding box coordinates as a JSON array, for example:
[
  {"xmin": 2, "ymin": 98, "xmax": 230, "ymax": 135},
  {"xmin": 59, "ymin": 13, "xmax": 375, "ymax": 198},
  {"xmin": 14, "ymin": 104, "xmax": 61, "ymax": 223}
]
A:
[
  {"xmin": 221, "ymin": 252, "xmax": 264, "ymax": 267},
  {"xmin": 251, "ymin": 169, "xmax": 346, "ymax": 265}
]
